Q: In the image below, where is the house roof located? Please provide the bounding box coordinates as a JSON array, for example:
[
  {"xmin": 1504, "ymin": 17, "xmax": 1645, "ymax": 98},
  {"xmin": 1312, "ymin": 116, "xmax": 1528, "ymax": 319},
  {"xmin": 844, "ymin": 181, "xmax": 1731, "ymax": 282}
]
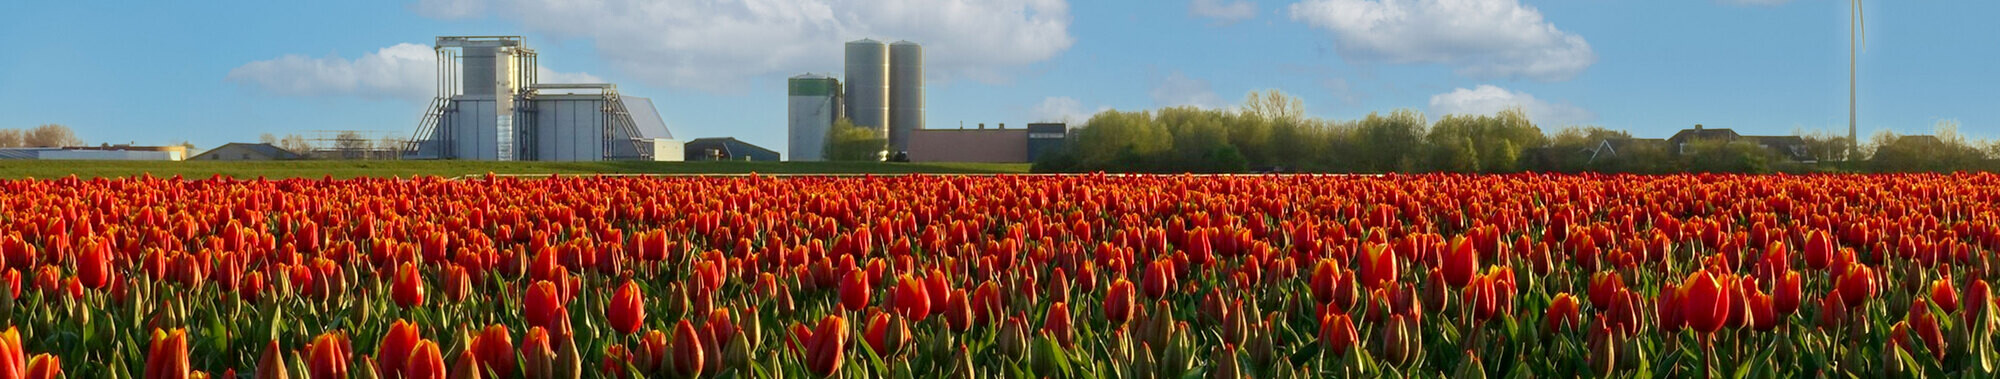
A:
[
  {"xmin": 1669, "ymin": 127, "xmax": 1742, "ymax": 143},
  {"xmin": 685, "ymin": 137, "xmax": 779, "ymax": 157},
  {"xmin": 189, "ymin": 143, "xmax": 302, "ymax": 160}
]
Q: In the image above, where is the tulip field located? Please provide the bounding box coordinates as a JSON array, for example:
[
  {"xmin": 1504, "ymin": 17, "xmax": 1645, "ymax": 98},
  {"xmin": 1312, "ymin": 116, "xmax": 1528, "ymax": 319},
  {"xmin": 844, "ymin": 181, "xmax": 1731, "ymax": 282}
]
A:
[{"xmin": 1, "ymin": 173, "xmax": 1999, "ymax": 378}]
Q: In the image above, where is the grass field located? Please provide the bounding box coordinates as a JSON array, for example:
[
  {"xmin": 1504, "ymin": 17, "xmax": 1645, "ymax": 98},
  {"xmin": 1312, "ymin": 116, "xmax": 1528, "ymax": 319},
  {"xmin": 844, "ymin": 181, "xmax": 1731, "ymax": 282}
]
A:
[{"xmin": 0, "ymin": 160, "xmax": 1033, "ymax": 179}]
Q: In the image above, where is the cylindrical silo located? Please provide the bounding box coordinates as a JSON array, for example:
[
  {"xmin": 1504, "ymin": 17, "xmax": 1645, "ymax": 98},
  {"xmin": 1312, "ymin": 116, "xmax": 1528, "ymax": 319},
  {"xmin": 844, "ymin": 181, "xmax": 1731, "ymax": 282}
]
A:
[
  {"xmin": 888, "ymin": 41, "xmax": 924, "ymax": 153},
  {"xmin": 788, "ymin": 74, "xmax": 839, "ymax": 161},
  {"xmin": 844, "ymin": 39, "xmax": 890, "ymax": 143}
]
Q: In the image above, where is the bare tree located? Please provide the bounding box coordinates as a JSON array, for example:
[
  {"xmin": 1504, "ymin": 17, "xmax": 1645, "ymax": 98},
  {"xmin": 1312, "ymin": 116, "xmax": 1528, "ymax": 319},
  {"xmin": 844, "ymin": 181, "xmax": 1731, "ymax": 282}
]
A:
[
  {"xmin": 278, "ymin": 134, "xmax": 313, "ymax": 156},
  {"xmin": 24, "ymin": 124, "xmax": 82, "ymax": 147},
  {"xmin": 334, "ymin": 131, "xmax": 371, "ymax": 159},
  {"xmin": 259, "ymin": 133, "xmax": 278, "ymax": 144},
  {"xmin": 378, "ymin": 136, "xmax": 407, "ymax": 159},
  {"xmin": 0, "ymin": 129, "xmax": 22, "ymax": 148}
]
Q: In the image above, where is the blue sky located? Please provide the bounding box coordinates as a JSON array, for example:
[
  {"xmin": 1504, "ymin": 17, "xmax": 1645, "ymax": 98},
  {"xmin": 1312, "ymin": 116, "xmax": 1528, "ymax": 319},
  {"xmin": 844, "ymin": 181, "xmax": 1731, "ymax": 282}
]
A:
[{"xmin": 2, "ymin": 0, "xmax": 1995, "ymax": 152}]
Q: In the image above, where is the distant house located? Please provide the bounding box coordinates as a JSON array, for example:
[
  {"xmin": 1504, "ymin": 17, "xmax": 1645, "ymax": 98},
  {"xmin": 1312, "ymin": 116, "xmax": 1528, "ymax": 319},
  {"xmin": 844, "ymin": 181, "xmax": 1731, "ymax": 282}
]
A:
[
  {"xmin": 189, "ymin": 143, "xmax": 303, "ymax": 161},
  {"xmin": 1587, "ymin": 138, "xmax": 1668, "ymax": 163},
  {"xmin": 1665, "ymin": 125, "xmax": 1815, "ymax": 162},
  {"xmin": 0, "ymin": 144, "xmax": 186, "ymax": 161},
  {"xmin": 684, "ymin": 137, "xmax": 781, "ymax": 162}
]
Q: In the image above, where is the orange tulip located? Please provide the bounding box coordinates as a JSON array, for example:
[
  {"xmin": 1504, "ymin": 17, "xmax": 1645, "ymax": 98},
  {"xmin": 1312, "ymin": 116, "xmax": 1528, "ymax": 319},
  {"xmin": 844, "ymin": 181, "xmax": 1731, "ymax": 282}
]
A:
[
  {"xmin": 146, "ymin": 328, "xmax": 190, "ymax": 379},
  {"xmin": 77, "ymin": 238, "xmax": 111, "ymax": 289},
  {"xmin": 1104, "ymin": 278, "xmax": 1136, "ymax": 324},
  {"xmin": 944, "ymin": 288, "xmax": 973, "ymax": 331},
  {"xmin": 0, "ymin": 327, "xmax": 22, "ymax": 379},
  {"xmin": 469, "ymin": 324, "xmax": 515, "ymax": 379},
  {"xmin": 1930, "ymin": 278, "xmax": 1959, "ymax": 315},
  {"xmin": 670, "ymin": 319, "xmax": 704, "ymax": 378},
  {"xmin": 607, "ymin": 279, "xmax": 646, "ymax": 335},
  {"xmin": 839, "ymin": 270, "xmax": 870, "ymax": 312},
  {"xmin": 1545, "ymin": 293, "xmax": 1582, "ymax": 331},
  {"xmin": 1441, "ymin": 236, "xmax": 1478, "ymax": 289},
  {"xmin": 890, "ymin": 275, "xmax": 931, "ymax": 321},
  {"xmin": 1774, "ymin": 271, "xmax": 1802, "ymax": 316},
  {"xmin": 805, "ymin": 315, "xmax": 847, "ymax": 377},
  {"xmin": 1320, "ymin": 312, "xmax": 1357, "ymax": 356},
  {"xmin": 400, "ymin": 340, "xmax": 445, "ymax": 379},
  {"xmin": 255, "ymin": 340, "xmax": 285, "ymax": 379},
  {"xmin": 307, "ymin": 332, "xmax": 352, "ymax": 379},
  {"xmin": 524, "ymin": 280, "xmax": 567, "ymax": 332},
  {"xmin": 1043, "ymin": 302, "xmax": 1074, "ymax": 347},
  {"xmin": 1359, "ymin": 243, "xmax": 1397, "ymax": 289},
  {"xmin": 21, "ymin": 354, "xmax": 55, "ymax": 379},
  {"xmin": 1679, "ymin": 271, "xmax": 1731, "ymax": 334},
  {"xmin": 392, "ymin": 261, "xmax": 425, "ymax": 309},
  {"xmin": 376, "ymin": 320, "xmax": 422, "ymax": 377}
]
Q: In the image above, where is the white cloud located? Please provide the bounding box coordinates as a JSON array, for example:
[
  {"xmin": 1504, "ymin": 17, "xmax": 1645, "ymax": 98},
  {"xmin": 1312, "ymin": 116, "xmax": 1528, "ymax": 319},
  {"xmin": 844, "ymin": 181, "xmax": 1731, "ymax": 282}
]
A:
[
  {"xmin": 428, "ymin": 0, "xmax": 1074, "ymax": 93},
  {"xmin": 411, "ymin": 0, "xmax": 483, "ymax": 19},
  {"xmin": 1288, "ymin": 0, "xmax": 1595, "ymax": 81},
  {"xmin": 1031, "ymin": 96, "xmax": 1108, "ymax": 124},
  {"xmin": 1191, "ymin": 0, "xmax": 1257, "ymax": 24},
  {"xmin": 1428, "ymin": 85, "xmax": 1595, "ymax": 125},
  {"xmin": 1150, "ymin": 71, "xmax": 1228, "ymax": 109},
  {"xmin": 227, "ymin": 43, "xmax": 598, "ymax": 100}
]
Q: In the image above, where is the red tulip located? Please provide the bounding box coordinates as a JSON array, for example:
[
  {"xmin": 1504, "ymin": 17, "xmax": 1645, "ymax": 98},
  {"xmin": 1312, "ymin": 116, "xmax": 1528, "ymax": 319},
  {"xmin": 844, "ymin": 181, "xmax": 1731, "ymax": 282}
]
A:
[
  {"xmin": 1142, "ymin": 259, "xmax": 1174, "ymax": 299},
  {"xmin": 637, "ymin": 329, "xmax": 669, "ymax": 373},
  {"xmin": 924, "ymin": 269, "xmax": 951, "ymax": 315},
  {"xmin": 441, "ymin": 264, "xmax": 473, "ymax": 303},
  {"xmin": 1965, "ymin": 279, "xmax": 1993, "ymax": 330},
  {"xmin": 1588, "ymin": 271, "xmax": 1624, "ymax": 309},
  {"xmin": 1441, "ymin": 236, "xmax": 1478, "ymax": 288},
  {"xmin": 524, "ymin": 280, "xmax": 567, "ymax": 332},
  {"xmin": 377, "ymin": 320, "xmax": 422, "ymax": 377},
  {"xmin": 891, "ymin": 275, "xmax": 930, "ymax": 321},
  {"xmin": 1907, "ymin": 299, "xmax": 1946, "ymax": 361},
  {"xmin": 1104, "ymin": 278, "xmax": 1136, "ymax": 324},
  {"xmin": 469, "ymin": 324, "xmax": 515, "ymax": 379},
  {"xmin": 973, "ymin": 280, "xmax": 1003, "ymax": 325},
  {"xmin": 520, "ymin": 327, "xmax": 555, "ymax": 379},
  {"xmin": 1749, "ymin": 291, "xmax": 1778, "ymax": 331},
  {"xmin": 944, "ymin": 288, "xmax": 973, "ymax": 331},
  {"xmin": 1043, "ymin": 302, "xmax": 1074, "ymax": 347},
  {"xmin": 1803, "ymin": 230, "xmax": 1832, "ymax": 270},
  {"xmin": 806, "ymin": 315, "xmax": 847, "ymax": 377},
  {"xmin": 1774, "ymin": 271, "xmax": 1802, "ymax": 316},
  {"xmin": 1819, "ymin": 290, "xmax": 1848, "ymax": 331},
  {"xmin": 607, "ymin": 279, "xmax": 646, "ymax": 335},
  {"xmin": 1678, "ymin": 271, "xmax": 1731, "ymax": 334},
  {"xmin": 77, "ymin": 239, "xmax": 111, "ymax": 289},
  {"xmin": 145, "ymin": 328, "xmax": 190, "ymax": 379},
  {"xmin": 1359, "ymin": 243, "xmax": 1397, "ymax": 289},
  {"xmin": 22, "ymin": 354, "xmax": 55, "ymax": 379},
  {"xmin": 307, "ymin": 332, "xmax": 352, "ymax": 379},
  {"xmin": 0, "ymin": 326, "xmax": 23, "ymax": 379},
  {"xmin": 864, "ymin": 312, "xmax": 909, "ymax": 357},
  {"xmin": 1545, "ymin": 293, "xmax": 1582, "ymax": 331},
  {"xmin": 392, "ymin": 261, "xmax": 425, "ymax": 309},
  {"xmin": 1837, "ymin": 264, "xmax": 1876, "ymax": 309},
  {"xmin": 670, "ymin": 319, "xmax": 704, "ymax": 378},
  {"xmin": 400, "ymin": 340, "xmax": 445, "ymax": 379},
  {"xmin": 1320, "ymin": 312, "xmax": 1357, "ymax": 356},
  {"xmin": 840, "ymin": 270, "xmax": 871, "ymax": 312},
  {"xmin": 1930, "ymin": 278, "xmax": 1959, "ymax": 315}
]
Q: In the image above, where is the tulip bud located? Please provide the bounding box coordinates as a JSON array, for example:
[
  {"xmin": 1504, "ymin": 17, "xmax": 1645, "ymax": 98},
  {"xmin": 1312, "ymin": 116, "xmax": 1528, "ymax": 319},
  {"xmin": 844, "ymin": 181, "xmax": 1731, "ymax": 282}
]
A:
[
  {"xmin": 947, "ymin": 344, "xmax": 976, "ymax": 379},
  {"xmin": 669, "ymin": 319, "xmax": 703, "ymax": 378},
  {"xmin": 997, "ymin": 315, "xmax": 1029, "ymax": 360},
  {"xmin": 1208, "ymin": 344, "xmax": 1242, "ymax": 379},
  {"xmin": 449, "ymin": 347, "xmax": 482, "ymax": 379},
  {"xmin": 521, "ymin": 327, "xmax": 555, "ymax": 379},
  {"xmin": 724, "ymin": 330, "xmax": 753, "ymax": 375},
  {"xmin": 256, "ymin": 340, "xmax": 287, "ymax": 379}
]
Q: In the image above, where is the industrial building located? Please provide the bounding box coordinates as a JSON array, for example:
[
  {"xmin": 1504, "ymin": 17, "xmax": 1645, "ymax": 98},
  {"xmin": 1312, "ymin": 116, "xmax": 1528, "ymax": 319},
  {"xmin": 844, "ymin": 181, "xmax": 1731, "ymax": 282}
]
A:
[
  {"xmin": 0, "ymin": 145, "xmax": 187, "ymax": 161},
  {"xmin": 404, "ymin": 36, "xmax": 679, "ymax": 161},
  {"xmin": 906, "ymin": 123, "xmax": 1066, "ymax": 163},
  {"xmin": 685, "ymin": 138, "xmax": 780, "ymax": 162},
  {"xmin": 787, "ymin": 74, "xmax": 842, "ymax": 162},
  {"xmin": 788, "ymin": 39, "xmax": 921, "ymax": 161}
]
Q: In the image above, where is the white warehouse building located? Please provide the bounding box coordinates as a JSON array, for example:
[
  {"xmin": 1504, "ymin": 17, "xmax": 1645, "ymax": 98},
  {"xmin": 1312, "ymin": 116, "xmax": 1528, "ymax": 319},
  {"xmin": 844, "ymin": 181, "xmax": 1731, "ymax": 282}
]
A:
[{"xmin": 405, "ymin": 36, "xmax": 679, "ymax": 161}]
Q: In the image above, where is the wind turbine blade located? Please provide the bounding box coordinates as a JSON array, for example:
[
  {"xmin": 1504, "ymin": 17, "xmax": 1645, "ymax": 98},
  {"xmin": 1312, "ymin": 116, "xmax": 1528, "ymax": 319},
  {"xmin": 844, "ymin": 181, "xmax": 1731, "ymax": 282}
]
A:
[{"xmin": 1854, "ymin": 0, "xmax": 1865, "ymax": 51}]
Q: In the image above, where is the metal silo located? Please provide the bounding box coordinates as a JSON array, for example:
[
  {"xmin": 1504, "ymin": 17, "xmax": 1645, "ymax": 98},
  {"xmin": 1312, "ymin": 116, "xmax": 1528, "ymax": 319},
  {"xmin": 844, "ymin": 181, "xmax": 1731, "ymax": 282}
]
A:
[
  {"xmin": 788, "ymin": 74, "xmax": 840, "ymax": 161},
  {"xmin": 889, "ymin": 40, "xmax": 924, "ymax": 153},
  {"xmin": 844, "ymin": 39, "xmax": 890, "ymax": 142}
]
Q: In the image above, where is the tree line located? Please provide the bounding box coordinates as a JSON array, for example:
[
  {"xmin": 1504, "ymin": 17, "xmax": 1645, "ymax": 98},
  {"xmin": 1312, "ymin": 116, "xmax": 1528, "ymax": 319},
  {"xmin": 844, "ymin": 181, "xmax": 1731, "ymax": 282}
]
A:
[
  {"xmin": 1033, "ymin": 90, "xmax": 1999, "ymax": 174},
  {"xmin": 0, "ymin": 124, "xmax": 84, "ymax": 148}
]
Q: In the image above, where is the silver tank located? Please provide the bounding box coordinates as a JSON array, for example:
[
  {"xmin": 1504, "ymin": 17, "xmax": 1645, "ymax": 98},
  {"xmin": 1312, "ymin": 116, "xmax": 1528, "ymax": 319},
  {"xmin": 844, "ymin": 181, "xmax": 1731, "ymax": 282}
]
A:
[
  {"xmin": 888, "ymin": 41, "xmax": 924, "ymax": 153},
  {"xmin": 844, "ymin": 39, "xmax": 890, "ymax": 143}
]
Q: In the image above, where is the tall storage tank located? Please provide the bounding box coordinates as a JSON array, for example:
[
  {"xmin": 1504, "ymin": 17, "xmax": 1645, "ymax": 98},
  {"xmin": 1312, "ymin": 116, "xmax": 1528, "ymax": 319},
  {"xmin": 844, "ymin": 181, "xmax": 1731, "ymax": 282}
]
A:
[
  {"xmin": 888, "ymin": 41, "xmax": 924, "ymax": 153},
  {"xmin": 844, "ymin": 39, "xmax": 890, "ymax": 143},
  {"xmin": 788, "ymin": 74, "xmax": 840, "ymax": 161}
]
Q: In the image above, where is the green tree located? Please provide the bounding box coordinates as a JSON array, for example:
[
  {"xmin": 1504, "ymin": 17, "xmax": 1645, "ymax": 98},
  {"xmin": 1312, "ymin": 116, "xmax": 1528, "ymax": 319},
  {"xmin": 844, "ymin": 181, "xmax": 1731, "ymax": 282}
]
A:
[{"xmin": 824, "ymin": 118, "xmax": 886, "ymax": 161}]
